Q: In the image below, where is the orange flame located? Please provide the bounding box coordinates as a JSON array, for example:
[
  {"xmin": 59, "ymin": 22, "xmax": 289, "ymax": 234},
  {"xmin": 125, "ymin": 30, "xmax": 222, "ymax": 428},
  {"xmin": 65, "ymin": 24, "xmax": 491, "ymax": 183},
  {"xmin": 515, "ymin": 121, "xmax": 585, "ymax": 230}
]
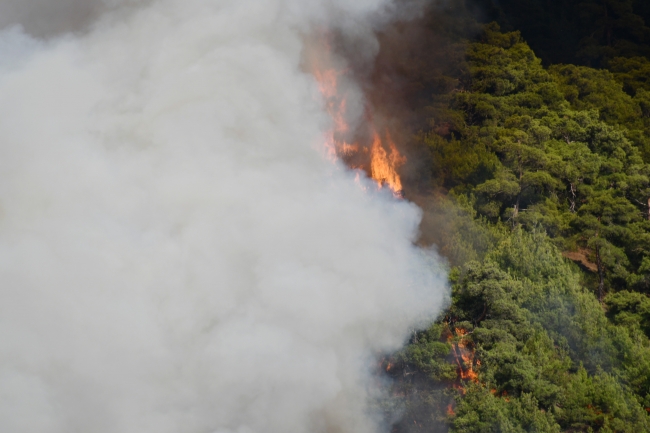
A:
[
  {"xmin": 311, "ymin": 65, "xmax": 349, "ymax": 161},
  {"xmin": 309, "ymin": 35, "xmax": 405, "ymax": 197},
  {"xmin": 370, "ymin": 132, "xmax": 406, "ymax": 194},
  {"xmin": 449, "ymin": 328, "xmax": 479, "ymax": 383}
]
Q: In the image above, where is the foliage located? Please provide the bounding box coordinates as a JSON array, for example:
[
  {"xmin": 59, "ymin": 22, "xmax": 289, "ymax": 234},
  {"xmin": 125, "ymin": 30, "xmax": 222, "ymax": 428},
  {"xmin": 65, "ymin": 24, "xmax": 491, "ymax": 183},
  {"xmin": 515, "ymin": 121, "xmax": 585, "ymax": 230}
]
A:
[
  {"xmin": 389, "ymin": 20, "xmax": 650, "ymax": 433},
  {"xmin": 424, "ymin": 23, "xmax": 650, "ymax": 298},
  {"xmin": 391, "ymin": 215, "xmax": 650, "ymax": 433}
]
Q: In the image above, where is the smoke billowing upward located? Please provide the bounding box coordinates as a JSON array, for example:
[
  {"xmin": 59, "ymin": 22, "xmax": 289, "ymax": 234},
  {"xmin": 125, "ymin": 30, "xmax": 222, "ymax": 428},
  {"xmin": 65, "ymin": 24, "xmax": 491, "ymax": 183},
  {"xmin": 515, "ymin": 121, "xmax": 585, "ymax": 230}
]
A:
[{"xmin": 0, "ymin": 1, "xmax": 447, "ymax": 432}]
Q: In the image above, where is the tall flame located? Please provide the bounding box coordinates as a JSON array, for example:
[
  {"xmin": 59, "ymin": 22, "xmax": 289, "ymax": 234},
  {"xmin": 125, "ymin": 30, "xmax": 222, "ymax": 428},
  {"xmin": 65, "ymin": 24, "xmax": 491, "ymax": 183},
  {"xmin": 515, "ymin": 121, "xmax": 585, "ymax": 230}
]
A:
[
  {"xmin": 449, "ymin": 328, "xmax": 479, "ymax": 383},
  {"xmin": 309, "ymin": 36, "xmax": 406, "ymax": 197},
  {"xmin": 370, "ymin": 132, "xmax": 406, "ymax": 193}
]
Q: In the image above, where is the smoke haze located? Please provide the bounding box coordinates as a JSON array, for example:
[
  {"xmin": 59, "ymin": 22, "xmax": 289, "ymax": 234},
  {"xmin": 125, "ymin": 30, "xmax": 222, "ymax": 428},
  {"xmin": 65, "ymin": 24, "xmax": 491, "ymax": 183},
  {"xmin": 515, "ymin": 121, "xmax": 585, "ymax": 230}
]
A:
[{"xmin": 0, "ymin": 1, "xmax": 447, "ymax": 432}]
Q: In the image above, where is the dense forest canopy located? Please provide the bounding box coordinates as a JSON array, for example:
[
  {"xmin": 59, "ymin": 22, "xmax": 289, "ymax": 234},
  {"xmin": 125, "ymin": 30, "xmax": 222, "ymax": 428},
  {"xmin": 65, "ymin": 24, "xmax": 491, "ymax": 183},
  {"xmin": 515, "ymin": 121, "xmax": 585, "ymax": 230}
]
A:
[{"xmin": 376, "ymin": 1, "xmax": 650, "ymax": 431}]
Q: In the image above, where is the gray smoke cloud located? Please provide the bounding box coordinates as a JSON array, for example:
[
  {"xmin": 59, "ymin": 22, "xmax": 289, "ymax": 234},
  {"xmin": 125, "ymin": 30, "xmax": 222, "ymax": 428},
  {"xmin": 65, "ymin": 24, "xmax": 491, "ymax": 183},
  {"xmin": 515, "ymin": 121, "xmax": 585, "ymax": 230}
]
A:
[
  {"xmin": 0, "ymin": 0, "xmax": 137, "ymax": 37},
  {"xmin": 0, "ymin": 1, "xmax": 447, "ymax": 432}
]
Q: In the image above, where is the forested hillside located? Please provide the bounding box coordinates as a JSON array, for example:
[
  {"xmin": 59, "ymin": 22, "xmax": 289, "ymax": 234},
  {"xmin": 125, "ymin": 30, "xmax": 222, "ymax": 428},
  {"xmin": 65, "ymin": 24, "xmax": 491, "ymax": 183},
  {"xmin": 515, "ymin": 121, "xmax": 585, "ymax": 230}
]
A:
[{"xmin": 379, "ymin": 3, "xmax": 650, "ymax": 431}]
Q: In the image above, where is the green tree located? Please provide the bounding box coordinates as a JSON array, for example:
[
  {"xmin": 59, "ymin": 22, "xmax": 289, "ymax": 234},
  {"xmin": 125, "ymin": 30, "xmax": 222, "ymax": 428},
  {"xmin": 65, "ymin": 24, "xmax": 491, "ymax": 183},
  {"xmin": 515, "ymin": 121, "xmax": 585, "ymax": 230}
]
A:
[{"xmin": 423, "ymin": 24, "xmax": 650, "ymax": 296}]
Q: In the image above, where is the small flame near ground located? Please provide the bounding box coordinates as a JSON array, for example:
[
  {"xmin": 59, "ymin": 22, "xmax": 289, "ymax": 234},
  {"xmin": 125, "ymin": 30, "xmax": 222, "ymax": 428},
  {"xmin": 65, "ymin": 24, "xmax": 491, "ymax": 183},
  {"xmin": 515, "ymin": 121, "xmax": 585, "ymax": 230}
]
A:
[
  {"xmin": 378, "ymin": 325, "xmax": 485, "ymax": 425},
  {"xmin": 308, "ymin": 34, "xmax": 406, "ymax": 198},
  {"xmin": 379, "ymin": 324, "xmax": 532, "ymax": 427}
]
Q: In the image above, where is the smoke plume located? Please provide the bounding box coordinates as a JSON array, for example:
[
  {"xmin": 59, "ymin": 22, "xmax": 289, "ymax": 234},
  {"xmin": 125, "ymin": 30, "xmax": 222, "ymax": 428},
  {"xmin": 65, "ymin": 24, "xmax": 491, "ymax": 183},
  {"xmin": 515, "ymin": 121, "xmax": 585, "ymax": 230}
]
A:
[{"xmin": 0, "ymin": 1, "xmax": 447, "ymax": 432}]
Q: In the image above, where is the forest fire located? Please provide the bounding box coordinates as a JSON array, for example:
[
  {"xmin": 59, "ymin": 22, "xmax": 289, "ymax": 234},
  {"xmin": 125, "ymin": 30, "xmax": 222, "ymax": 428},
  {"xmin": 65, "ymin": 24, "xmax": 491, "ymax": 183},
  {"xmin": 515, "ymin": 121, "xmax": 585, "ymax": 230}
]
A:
[
  {"xmin": 309, "ymin": 36, "xmax": 406, "ymax": 197},
  {"xmin": 370, "ymin": 132, "xmax": 405, "ymax": 193},
  {"xmin": 446, "ymin": 404, "xmax": 455, "ymax": 416},
  {"xmin": 450, "ymin": 328, "xmax": 479, "ymax": 383}
]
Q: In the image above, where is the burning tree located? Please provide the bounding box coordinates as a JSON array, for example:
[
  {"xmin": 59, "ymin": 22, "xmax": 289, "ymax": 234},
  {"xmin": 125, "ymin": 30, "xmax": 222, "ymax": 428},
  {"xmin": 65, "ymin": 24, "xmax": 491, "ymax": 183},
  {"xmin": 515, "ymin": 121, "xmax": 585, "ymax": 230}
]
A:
[{"xmin": 307, "ymin": 33, "xmax": 407, "ymax": 198}]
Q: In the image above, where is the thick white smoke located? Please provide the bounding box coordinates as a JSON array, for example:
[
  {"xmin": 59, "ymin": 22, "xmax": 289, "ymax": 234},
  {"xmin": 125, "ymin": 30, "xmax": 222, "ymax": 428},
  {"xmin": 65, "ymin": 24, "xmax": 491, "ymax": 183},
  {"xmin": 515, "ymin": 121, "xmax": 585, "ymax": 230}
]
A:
[{"xmin": 0, "ymin": 1, "xmax": 447, "ymax": 432}]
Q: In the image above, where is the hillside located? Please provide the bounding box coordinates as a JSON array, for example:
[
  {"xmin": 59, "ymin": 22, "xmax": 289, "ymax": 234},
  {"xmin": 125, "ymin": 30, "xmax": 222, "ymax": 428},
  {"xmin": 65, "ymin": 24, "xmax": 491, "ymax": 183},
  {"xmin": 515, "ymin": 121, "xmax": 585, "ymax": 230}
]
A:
[{"xmin": 377, "ymin": 6, "xmax": 650, "ymax": 432}]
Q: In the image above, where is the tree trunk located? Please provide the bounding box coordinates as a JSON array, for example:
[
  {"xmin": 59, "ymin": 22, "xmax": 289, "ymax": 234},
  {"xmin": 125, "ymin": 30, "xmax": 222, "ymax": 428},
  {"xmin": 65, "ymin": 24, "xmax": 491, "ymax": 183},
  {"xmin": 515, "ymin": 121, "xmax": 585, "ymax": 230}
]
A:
[
  {"xmin": 513, "ymin": 194, "xmax": 520, "ymax": 220},
  {"xmin": 595, "ymin": 217, "xmax": 605, "ymax": 302},
  {"xmin": 647, "ymin": 197, "xmax": 650, "ymax": 221},
  {"xmin": 596, "ymin": 245, "xmax": 605, "ymax": 302},
  {"xmin": 603, "ymin": 0, "xmax": 612, "ymax": 46},
  {"xmin": 569, "ymin": 183, "xmax": 577, "ymax": 213},
  {"xmin": 513, "ymin": 162, "xmax": 523, "ymax": 224}
]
